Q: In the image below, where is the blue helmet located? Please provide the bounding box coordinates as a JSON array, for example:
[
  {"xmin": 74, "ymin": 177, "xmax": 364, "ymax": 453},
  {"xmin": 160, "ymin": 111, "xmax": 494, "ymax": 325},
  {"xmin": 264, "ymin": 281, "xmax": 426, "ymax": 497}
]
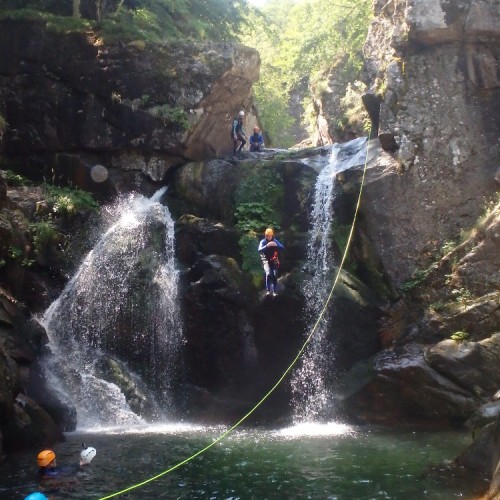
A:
[{"xmin": 24, "ymin": 493, "xmax": 48, "ymax": 500}]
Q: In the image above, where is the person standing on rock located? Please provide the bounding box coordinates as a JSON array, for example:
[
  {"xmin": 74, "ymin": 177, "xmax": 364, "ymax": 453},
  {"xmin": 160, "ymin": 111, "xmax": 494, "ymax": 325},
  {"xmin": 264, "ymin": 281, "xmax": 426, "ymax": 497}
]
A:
[
  {"xmin": 231, "ymin": 110, "xmax": 247, "ymax": 158},
  {"xmin": 258, "ymin": 227, "xmax": 285, "ymax": 297}
]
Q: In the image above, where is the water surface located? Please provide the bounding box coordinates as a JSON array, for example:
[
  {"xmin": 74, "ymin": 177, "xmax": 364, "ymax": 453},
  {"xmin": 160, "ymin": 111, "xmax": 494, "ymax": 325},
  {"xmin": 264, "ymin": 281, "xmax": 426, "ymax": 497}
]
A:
[{"xmin": 1, "ymin": 423, "xmax": 486, "ymax": 499}]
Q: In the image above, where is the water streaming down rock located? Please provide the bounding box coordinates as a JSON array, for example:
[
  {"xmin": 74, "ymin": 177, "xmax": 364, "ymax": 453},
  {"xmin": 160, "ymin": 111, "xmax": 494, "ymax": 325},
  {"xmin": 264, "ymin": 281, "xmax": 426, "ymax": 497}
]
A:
[
  {"xmin": 291, "ymin": 138, "xmax": 368, "ymax": 422},
  {"xmin": 42, "ymin": 187, "xmax": 183, "ymax": 429}
]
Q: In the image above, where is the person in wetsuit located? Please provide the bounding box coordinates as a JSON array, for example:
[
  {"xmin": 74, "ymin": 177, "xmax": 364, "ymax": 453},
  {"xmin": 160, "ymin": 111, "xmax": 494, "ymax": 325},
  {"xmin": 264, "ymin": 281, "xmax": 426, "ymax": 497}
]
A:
[
  {"xmin": 249, "ymin": 126, "xmax": 264, "ymax": 152},
  {"xmin": 231, "ymin": 110, "xmax": 247, "ymax": 157},
  {"xmin": 258, "ymin": 227, "xmax": 285, "ymax": 296}
]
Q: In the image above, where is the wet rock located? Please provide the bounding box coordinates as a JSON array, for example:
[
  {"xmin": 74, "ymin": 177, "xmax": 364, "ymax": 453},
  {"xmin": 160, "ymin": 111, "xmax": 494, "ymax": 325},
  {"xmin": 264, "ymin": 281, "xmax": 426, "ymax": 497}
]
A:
[
  {"xmin": 3, "ymin": 394, "xmax": 64, "ymax": 451},
  {"xmin": 175, "ymin": 215, "xmax": 240, "ymax": 266},
  {"xmin": 425, "ymin": 335, "xmax": 500, "ymax": 399},
  {"xmin": 341, "ymin": 343, "xmax": 479, "ymax": 426},
  {"xmin": 455, "ymin": 417, "xmax": 500, "ymax": 498}
]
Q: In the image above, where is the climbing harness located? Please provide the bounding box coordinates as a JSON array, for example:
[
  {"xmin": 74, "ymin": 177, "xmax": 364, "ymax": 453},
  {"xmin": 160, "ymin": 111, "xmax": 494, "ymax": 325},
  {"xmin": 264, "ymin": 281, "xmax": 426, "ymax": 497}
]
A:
[{"xmin": 99, "ymin": 137, "xmax": 371, "ymax": 499}]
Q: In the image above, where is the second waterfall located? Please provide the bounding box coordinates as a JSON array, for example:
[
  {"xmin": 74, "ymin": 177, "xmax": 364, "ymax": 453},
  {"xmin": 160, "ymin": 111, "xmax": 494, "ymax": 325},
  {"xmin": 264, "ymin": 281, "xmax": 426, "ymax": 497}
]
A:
[
  {"xmin": 42, "ymin": 187, "xmax": 183, "ymax": 429},
  {"xmin": 291, "ymin": 138, "xmax": 367, "ymax": 422}
]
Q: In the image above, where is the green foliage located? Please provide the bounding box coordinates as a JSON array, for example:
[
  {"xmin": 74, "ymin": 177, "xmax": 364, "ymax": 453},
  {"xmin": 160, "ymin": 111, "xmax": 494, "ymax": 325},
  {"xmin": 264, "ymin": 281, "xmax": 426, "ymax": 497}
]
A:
[
  {"xmin": 330, "ymin": 219, "xmax": 352, "ymax": 255},
  {"xmin": 235, "ymin": 165, "xmax": 283, "ymax": 279},
  {"xmin": 29, "ymin": 220, "xmax": 59, "ymax": 255},
  {"xmin": 43, "ymin": 184, "xmax": 99, "ymax": 217},
  {"xmin": 340, "ymin": 80, "xmax": 371, "ymax": 133},
  {"xmin": 450, "ymin": 331, "xmax": 469, "ymax": 342},
  {"xmin": 241, "ymin": 0, "xmax": 372, "ymax": 146},
  {"xmin": 8, "ymin": 246, "xmax": 23, "ymax": 260},
  {"xmin": 239, "ymin": 231, "xmax": 263, "ymax": 282},
  {"xmin": 399, "ymin": 268, "xmax": 430, "ymax": 293},
  {"xmin": 148, "ymin": 104, "xmax": 189, "ymax": 130},
  {"xmin": 0, "ymin": 8, "xmax": 91, "ymax": 32},
  {"xmin": 3, "ymin": 170, "xmax": 32, "ymax": 186},
  {"xmin": 0, "ymin": 1, "xmax": 249, "ymax": 42}
]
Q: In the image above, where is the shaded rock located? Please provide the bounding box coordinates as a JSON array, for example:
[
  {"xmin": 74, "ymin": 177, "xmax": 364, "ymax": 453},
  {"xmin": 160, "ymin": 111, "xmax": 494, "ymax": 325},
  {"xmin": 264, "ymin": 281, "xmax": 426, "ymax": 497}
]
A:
[
  {"xmin": 182, "ymin": 254, "xmax": 258, "ymax": 413},
  {"xmin": 342, "ymin": 343, "xmax": 479, "ymax": 426},
  {"xmin": 175, "ymin": 214, "xmax": 240, "ymax": 266},
  {"xmin": 3, "ymin": 394, "xmax": 64, "ymax": 451},
  {"xmin": 0, "ymin": 19, "xmax": 260, "ymax": 192},
  {"xmin": 27, "ymin": 368, "xmax": 77, "ymax": 433},
  {"xmin": 425, "ymin": 334, "xmax": 500, "ymax": 399},
  {"xmin": 455, "ymin": 418, "xmax": 500, "ymax": 498},
  {"xmin": 170, "ymin": 159, "xmax": 241, "ymax": 222},
  {"xmin": 466, "ymin": 401, "xmax": 500, "ymax": 434}
]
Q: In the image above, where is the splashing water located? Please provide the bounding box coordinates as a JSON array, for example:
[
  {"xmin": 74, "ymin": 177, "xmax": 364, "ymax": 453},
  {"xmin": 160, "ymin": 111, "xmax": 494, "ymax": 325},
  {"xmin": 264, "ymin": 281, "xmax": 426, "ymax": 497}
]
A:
[
  {"xmin": 291, "ymin": 138, "xmax": 367, "ymax": 422},
  {"xmin": 42, "ymin": 187, "xmax": 183, "ymax": 429}
]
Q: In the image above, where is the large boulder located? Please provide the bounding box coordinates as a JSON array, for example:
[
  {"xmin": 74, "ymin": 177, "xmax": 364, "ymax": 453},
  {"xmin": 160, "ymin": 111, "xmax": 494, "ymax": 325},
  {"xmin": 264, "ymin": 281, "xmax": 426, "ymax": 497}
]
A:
[{"xmin": 341, "ymin": 342, "xmax": 480, "ymax": 426}]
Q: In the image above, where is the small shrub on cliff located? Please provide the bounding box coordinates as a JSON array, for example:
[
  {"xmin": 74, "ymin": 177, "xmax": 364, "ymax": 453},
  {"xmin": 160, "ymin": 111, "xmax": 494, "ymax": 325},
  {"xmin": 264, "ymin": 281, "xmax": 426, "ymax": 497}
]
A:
[
  {"xmin": 450, "ymin": 331, "xmax": 469, "ymax": 343},
  {"xmin": 2, "ymin": 170, "xmax": 32, "ymax": 186},
  {"xmin": 148, "ymin": 105, "xmax": 189, "ymax": 131},
  {"xmin": 30, "ymin": 220, "xmax": 60, "ymax": 255},
  {"xmin": 43, "ymin": 184, "xmax": 99, "ymax": 217},
  {"xmin": 235, "ymin": 165, "xmax": 283, "ymax": 281}
]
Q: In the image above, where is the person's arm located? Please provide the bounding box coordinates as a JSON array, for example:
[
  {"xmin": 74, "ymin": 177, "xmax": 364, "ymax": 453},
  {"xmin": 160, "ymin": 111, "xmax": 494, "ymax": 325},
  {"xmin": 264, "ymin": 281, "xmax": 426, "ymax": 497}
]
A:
[
  {"xmin": 232, "ymin": 119, "xmax": 238, "ymax": 138},
  {"xmin": 257, "ymin": 239, "xmax": 267, "ymax": 252},
  {"xmin": 273, "ymin": 238, "xmax": 285, "ymax": 250}
]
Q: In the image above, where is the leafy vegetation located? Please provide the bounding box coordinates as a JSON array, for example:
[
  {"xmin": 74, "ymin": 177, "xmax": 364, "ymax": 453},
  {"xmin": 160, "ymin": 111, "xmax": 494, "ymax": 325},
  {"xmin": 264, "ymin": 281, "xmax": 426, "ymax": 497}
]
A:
[
  {"xmin": 241, "ymin": 0, "xmax": 372, "ymax": 146},
  {"xmin": 29, "ymin": 220, "xmax": 60, "ymax": 256},
  {"xmin": 234, "ymin": 165, "xmax": 283, "ymax": 281},
  {"xmin": 450, "ymin": 331, "xmax": 469, "ymax": 342},
  {"xmin": 3, "ymin": 170, "xmax": 32, "ymax": 186},
  {"xmin": 43, "ymin": 184, "xmax": 99, "ymax": 216},
  {"xmin": 0, "ymin": 1, "xmax": 249, "ymax": 42}
]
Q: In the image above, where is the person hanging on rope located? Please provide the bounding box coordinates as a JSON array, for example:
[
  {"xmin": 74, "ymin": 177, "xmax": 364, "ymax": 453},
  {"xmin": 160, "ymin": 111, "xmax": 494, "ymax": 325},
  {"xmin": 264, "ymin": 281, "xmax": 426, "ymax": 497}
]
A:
[
  {"xmin": 231, "ymin": 110, "xmax": 247, "ymax": 159},
  {"xmin": 258, "ymin": 227, "xmax": 285, "ymax": 297}
]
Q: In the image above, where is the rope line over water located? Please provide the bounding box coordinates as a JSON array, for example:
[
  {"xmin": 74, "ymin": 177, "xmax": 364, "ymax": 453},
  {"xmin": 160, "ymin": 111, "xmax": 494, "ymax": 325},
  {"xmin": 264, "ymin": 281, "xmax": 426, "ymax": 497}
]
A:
[{"xmin": 99, "ymin": 138, "xmax": 372, "ymax": 499}]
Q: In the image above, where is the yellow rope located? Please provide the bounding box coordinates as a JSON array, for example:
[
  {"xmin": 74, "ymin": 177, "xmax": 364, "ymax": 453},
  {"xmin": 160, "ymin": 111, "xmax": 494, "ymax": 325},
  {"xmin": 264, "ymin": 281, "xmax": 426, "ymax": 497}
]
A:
[{"xmin": 98, "ymin": 137, "xmax": 371, "ymax": 499}]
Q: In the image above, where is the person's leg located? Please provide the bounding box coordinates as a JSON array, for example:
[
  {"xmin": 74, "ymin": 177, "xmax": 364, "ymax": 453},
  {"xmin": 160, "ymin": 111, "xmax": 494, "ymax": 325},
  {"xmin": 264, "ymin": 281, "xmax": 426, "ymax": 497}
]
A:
[
  {"xmin": 270, "ymin": 266, "xmax": 278, "ymax": 294},
  {"xmin": 237, "ymin": 134, "xmax": 246, "ymax": 152},
  {"xmin": 262, "ymin": 260, "xmax": 271, "ymax": 293}
]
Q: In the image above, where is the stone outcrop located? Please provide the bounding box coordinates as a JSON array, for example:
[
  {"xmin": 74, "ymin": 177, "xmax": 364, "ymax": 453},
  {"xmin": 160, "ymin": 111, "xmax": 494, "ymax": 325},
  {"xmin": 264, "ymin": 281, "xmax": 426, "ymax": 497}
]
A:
[
  {"xmin": 0, "ymin": 19, "xmax": 260, "ymax": 194},
  {"xmin": 356, "ymin": 0, "xmax": 500, "ymax": 288}
]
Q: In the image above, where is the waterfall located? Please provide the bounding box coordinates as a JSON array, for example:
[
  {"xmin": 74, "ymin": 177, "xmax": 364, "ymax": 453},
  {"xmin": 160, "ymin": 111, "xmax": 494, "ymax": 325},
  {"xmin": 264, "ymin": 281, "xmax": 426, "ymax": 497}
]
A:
[
  {"xmin": 42, "ymin": 187, "xmax": 183, "ymax": 429},
  {"xmin": 291, "ymin": 138, "xmax": 367, "ymax": 422}
]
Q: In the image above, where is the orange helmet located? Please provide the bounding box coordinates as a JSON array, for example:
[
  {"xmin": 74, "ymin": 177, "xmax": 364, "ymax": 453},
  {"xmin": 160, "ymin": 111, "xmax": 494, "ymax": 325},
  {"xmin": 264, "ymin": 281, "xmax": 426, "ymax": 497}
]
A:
[
  {"xmin": 264, "ymin": 228, "xmax": 274, "ymax": 236},
  {"xmin": 37, "ymin": 449, "xmax": 56, "ymax": 467}
]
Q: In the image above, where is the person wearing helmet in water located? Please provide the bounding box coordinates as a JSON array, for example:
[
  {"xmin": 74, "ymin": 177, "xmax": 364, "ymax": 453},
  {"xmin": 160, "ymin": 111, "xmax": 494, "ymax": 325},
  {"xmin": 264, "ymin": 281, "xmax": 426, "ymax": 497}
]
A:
[
  {"xmin": 79, "ymin": 446, "xmax": 97, "ymax": 466},
  {"xmin": 231, "ymin": 110, "xmax": 247, "ymax": 158},
  {"xmin": 37, "ymin": 445, "xmax": 96, "ymax": 478},
  {"xmin": 258, "ymin": 227, "xmax": 285, "ymax": 297},
  {"xmin": 249, "ymin": 126, "xmax": 264, "ymax": 152}
]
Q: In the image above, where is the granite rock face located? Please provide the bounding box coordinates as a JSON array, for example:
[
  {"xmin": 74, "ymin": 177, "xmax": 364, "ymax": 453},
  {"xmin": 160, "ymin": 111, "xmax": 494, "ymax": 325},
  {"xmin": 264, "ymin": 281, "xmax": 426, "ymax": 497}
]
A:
[
  {"xmin": 359, "ymin": 0, "xmax": 500, "ymax": 287},
  {"xmin": 0, "ymin": 19, "xmax": 260, "ymax": 193}
]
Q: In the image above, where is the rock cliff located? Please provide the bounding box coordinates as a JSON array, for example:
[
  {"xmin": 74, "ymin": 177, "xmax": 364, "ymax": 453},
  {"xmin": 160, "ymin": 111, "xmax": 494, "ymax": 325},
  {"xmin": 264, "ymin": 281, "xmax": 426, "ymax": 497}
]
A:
[
  {"xmin": 0, "ymin": 19, "xmax": 260, "ymax": 192},
  {"xmin": 0, "ymin": 4, "xmax": 499, "ymax": 495}
]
